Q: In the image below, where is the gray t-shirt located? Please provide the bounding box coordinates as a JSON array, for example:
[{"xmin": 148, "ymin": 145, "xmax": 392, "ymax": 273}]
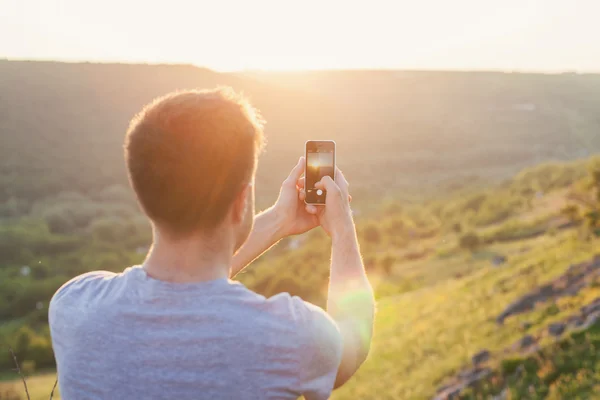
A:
[{"xmin": 49, "ymin": 266, "xmax": 343, "ymax": 400}]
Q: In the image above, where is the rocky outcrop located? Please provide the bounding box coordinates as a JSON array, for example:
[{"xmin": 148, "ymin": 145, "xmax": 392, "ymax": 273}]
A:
[
  {"xmin": 433, "ymin": 368, "xmax": 492, "ymax": 400},
  {"xmin": 433, "ymin": 255, "xmax": 600, "ymax": 400},
  {"xmin": 581, "ymin": 297, "xmax": 600, "ymax": 315},
  {"xmin": 491, "ymin": 255, "xmax": 507, "ymax": 267},
  {"xmin": 496, "ymin": 255, "xmax": 600, "ymax": 324},
  {"xmin": 434, "ymin": 295, "xmax": 600, "ymax": 399},
  {"xmin": 471, "ymin": 350, "xmax": 490, "ymax": 367},
  {"xmin": 512, "ymin": 334, "xmax": 536, "ymax": 352},
  {"xmin": 548, "ymin": 322, "xmax": 566, "ymax": 337}
]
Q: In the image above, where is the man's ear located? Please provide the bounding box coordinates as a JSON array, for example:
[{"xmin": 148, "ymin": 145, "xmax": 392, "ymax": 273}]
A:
[{"xmin": 232, "ymin": 183, "xmax": 252, "ymax": 224}]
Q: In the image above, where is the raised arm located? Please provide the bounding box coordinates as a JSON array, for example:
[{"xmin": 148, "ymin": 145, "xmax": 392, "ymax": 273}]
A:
[
  {"xmin": 230, "ymin": 208, "xmax": 285, "ymax": 277},
  {"xmin": 312, "ymin": 171, "xmax": 375, "ymax": 388},
  {"xmin": 230, "ymin": 157, "xmax": 319, "ymax": 278}
]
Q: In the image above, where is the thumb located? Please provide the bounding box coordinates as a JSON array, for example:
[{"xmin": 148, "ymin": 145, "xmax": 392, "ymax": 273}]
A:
[
  {"xmin": 283, "ymin": 156, "xmax": 305, "ymax": 188},
  {"xmin": 314, "ymin": 176, "xmax": 340, "ymax": 194}
]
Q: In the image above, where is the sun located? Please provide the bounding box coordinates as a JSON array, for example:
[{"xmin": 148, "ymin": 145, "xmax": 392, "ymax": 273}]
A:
[{"xmin": 309, "ymin": 159, "xmax": 320, "ymax": 168}]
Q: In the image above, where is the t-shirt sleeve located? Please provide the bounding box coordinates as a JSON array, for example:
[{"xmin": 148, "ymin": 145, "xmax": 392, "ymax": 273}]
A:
[
  {"xmin": 49, "ymin": 271, "xmax": 115, "ymax": 328},
  {"xmin": 291, "ymin": 296, "xmax": 343, "ymax": 400}
]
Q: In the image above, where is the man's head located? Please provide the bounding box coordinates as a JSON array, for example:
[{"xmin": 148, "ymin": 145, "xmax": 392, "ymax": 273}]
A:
[{"xmin": 125, "ymin": 87, "xmax": 264, "ymax": 249}]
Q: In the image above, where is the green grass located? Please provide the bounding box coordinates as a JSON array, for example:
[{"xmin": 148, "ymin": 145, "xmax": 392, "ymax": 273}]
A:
[
  {"xmin": 461, "ymin": 324, "xmax": 600, "ymax": 399},
  {"xmin": 332, "ymin": 233, "xmax": 599, "ymax": 399},
  {"xmin": 6, "ymin": 233, "xmax": 598, "ymax": 400},
  {"xmin": 3, "ymin": 158, "xmax": 599, "ymax": 399},
  {"xmin": 5, "ymin": 235, "xmax": 598, "ymax": 400}
]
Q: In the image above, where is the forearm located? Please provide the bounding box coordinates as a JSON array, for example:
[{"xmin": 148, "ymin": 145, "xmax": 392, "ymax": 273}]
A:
[
  {"xmin": 230, "ymin": 208, "xmax": 284, "ymax": 278},
  {"xmin": 328, "ymin": 225, "xmax": 374, "ymax": 333},
  {"xmin": 327, "ymin": 221, "xmax": 375, "ymax": 387}
]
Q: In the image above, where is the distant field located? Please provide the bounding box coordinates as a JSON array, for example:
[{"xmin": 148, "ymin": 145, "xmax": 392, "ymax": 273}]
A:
[{"xmin": 0, "ymin": 373, "xmax": 59, "ymax": 400}]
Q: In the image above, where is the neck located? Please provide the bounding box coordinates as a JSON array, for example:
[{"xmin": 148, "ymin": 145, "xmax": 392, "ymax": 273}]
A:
[{"xmin": 142, "ymin": 226, "xmax": 233, "ymax": 283}]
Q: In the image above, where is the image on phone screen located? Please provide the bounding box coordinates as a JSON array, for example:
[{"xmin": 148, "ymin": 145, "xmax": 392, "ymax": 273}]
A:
[{"xmin": 305, "ymin": 141, "xmax": 335, "ymax": 205}]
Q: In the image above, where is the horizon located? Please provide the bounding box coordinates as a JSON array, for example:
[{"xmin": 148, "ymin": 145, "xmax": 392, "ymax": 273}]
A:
[
  {"xmin": 2, "ymin": 57, "xmax": 599, "ymax": 75},
  {"xmin": 2, "ymin": 0, "xmax": 600, "ymax": 73}
]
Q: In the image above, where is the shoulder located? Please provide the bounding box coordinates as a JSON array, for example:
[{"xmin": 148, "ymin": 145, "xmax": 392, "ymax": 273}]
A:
[
  {"xmin": 49, "ymin": 270, "xmax": 117, "ymax": 313},
  {"xmin": 267, "ymin": 292, "xmax": 343, "ymax": 362}
]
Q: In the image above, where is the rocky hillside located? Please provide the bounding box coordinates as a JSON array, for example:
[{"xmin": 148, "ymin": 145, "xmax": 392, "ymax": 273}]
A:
[{"xmin": 435, "ymin": 256, "xmax": 600, "ymax": 399}]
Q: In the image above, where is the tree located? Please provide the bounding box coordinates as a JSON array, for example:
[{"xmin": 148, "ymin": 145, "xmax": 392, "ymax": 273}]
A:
[
  {"xmin": 44, "ymin": 209, "xmax": 75, "ymax": 234},
  {"xmin": 566, "ymin": 160, "xmax": 600, "ymax": 238},
  {"xmin": 14, "ymin": 326, "xmax": 34, "ymax": 361}
]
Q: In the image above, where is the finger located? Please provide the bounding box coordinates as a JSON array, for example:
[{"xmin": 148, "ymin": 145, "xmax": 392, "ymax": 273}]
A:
[
  {"xmin": 348, "ymin": 194, "xmax": 352, "ymax": 203},
  {"xmin": 299, "ymin": 189, "xmax": 306, "ymax": 201},
  {"xmin": 296, "ymin": 176, "xmax": 305, "ymax": 190},
  {"xmin": 305, "ymin": 204, "xmax": 319, "ymax": 214},
  {"xmin": 315, "ymin": 175, "xmax": 341, "ymax": 195},
  {"xmin": 283, "ymin": 156, "xmax": 305, "ymax": 188}
]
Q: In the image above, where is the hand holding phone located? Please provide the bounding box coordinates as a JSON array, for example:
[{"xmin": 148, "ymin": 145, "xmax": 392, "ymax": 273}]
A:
[
  {"xmin": 305, "ymin": 140, "xmax": 336, "ymax": 205},
  {"xmin": 311, "ymin": 169, "xmax": 354, "ymax": 239}
]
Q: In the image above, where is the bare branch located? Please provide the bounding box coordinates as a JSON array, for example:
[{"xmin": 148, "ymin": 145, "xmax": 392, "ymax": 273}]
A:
[
  {"xmin": 49, "ymin": 378, "xmax": 58, "ymax": 400},
  {"xmin": 8, "ymin": 346, "xmax": 30, "ymax": 400}
]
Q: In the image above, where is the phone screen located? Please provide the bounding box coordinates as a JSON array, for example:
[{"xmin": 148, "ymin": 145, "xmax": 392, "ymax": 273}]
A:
[{"xmin": 305, "ymin": 140, "xmax": 336, "ymax": 205}]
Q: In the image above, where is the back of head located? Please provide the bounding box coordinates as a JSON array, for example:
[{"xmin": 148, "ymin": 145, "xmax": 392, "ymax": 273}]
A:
[{"xmin": 124, "ymin": 87, "xmax": 264, "ymax": 237}]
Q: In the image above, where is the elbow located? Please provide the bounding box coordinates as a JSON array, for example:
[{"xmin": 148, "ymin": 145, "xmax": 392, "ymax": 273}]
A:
[
  {"xmin": 332, "ymin": 349, "xmax": 370, "ymax": 389},
  {"xmin": 333, "ymin": 335, "xmax": 373, "ymax": 389}
]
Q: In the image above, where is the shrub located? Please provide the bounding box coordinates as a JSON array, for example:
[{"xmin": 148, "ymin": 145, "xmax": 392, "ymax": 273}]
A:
[
  {"xmin": 379, "ymin": 254, "xmax": 397, "ymax": 275},
  {"xmin": 459, "ymin": 232, "xmax": 480, "ymax": 252},
  {"xmin": 452, "ymin": 222, "xmax": 462, "ymax": 234},
  {"xmin": 385, "ymin": 217, "xmax": 405, "ymax": 236},
  {"xmin": 462, "ymin": 193, "xmax": 488, "ymax": 213},
  {"xmin": 27, "ymin": 335, "xmax": 55, "ymax": 368},
  {"xmin": 363, "ymin": 224, "xmax": 382, "ymax": 244},
  {"xmin": 560, "ymin": 204, "xmax": 580, "ymax": 223},
  {"xmin": 363, "ymin": 255, "xmax": 377, "ymax": 271}
]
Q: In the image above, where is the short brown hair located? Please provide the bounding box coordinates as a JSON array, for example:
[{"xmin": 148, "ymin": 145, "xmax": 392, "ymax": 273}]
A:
[{"xmin": 124, "ymin": 87, "xmax": 264, "ymax": 235}]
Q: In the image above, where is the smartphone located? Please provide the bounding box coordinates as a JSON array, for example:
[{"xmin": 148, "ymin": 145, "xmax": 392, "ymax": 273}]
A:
[{"xmin": 305, "ymin": 140, "xmax": 336, "ymax": 205}]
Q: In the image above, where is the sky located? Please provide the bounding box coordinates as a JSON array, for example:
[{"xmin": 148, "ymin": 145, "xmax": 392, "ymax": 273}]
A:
[{"xmin": 1, "ymin": 0, "xmax": 599, "ymax": 72}]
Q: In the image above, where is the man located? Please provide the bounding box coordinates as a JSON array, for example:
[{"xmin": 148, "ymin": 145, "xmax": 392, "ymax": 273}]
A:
[{"xmin": 49, "ymin": 87, "xmax": 374, "ymax": 399}]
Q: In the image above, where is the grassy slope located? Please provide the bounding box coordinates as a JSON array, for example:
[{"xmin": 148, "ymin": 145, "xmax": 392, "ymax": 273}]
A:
[
  {"xmin": 334, "ymin": 232, "xmax": 599, "ymax": 399},
  {"xmin": 12, "ymin": 233, "xmax": 595, "ymax": 400},
  {"xmin": 4, "ymin": 161, "xmax": 599, "ymax": 399}
]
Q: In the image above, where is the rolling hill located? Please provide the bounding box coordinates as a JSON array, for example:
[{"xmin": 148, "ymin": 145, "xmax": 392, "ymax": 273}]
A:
[{"xmin": 2, "ymin": 61, "xmax": 600, "ymax": 214}]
